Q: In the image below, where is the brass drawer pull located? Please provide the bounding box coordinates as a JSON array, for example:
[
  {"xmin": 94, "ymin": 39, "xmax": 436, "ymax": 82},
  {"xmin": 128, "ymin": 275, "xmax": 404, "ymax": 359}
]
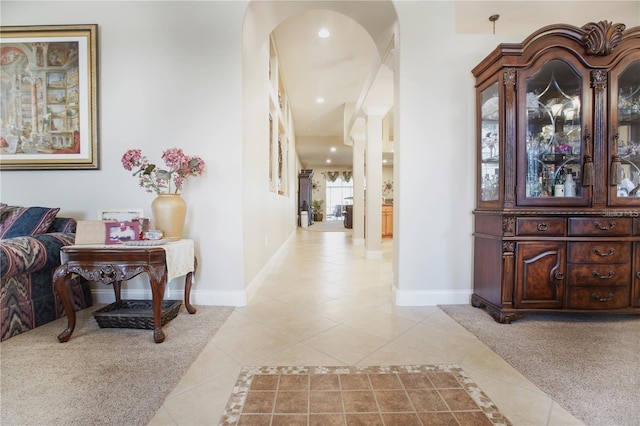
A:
[
  {"xmin": 592, "ymin": 292, "xmax": 615, "ymax": 302},
  {"xmin": 592, "ymin": 270, "xmax": 615, "ymax": 279},
  {"xmin": 593, "ymin": 221, "xmax": 616, "ymax": 231},
  {"xmin": 537, "ymin": 223, "xmax": 548, "ymax": 231},
  {"xmin": 637, "ymin": 272, "xmax": 640, "ymax": 279},
  {"xmin": 592, "ymin": 247, "xmax": 615, "ymax": 257}
]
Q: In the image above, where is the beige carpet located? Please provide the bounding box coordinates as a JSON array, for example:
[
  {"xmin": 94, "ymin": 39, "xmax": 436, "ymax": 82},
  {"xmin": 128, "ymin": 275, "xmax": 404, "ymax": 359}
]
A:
[
  {"xmin": 219, "ymin": 364, "xmax": 511, "ymax": 425},
  {"xmin": 440, "ymin": 305, "xmax": 640, "ymax": 426},
  {"xmin": 0, "ymin": 303, "xmax": 233, "ymax": 425}
]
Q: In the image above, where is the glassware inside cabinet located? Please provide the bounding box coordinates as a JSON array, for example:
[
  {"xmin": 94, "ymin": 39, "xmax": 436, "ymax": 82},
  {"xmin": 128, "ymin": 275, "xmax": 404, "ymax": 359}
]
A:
[
  {"xmin": 525, "ymin": 59, "xmax": 582, "ymax": 198},
  {"xmin": 480, "ymin": 82, "xmax": 499, "ymax": 201},
  {"xmin": 615, "ymin": 60, "xmax": 640, "ymax": 198}
]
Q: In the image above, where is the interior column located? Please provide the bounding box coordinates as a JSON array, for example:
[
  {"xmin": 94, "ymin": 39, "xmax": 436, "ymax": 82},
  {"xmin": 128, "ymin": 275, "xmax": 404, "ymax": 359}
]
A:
[
  {"xmin": 352, "ymin": 136, "xmax": 365, "ymax": 244},
  {"xmin": 364, "ymin": 107, "xmax": 388, "ymax": 259}
]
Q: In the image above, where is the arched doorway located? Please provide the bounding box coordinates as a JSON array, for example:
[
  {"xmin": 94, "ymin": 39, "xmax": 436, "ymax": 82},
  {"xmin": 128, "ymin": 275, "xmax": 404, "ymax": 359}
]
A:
[{"xmin": 241, "ymin": 1, "xmax": 399, "ymax": 282}]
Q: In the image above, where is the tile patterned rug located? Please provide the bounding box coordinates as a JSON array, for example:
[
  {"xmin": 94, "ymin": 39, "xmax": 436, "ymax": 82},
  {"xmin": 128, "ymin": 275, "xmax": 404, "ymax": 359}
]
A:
[{"xmin": 219, "ymin": 365, "xmax": 511, "ymax": 425}]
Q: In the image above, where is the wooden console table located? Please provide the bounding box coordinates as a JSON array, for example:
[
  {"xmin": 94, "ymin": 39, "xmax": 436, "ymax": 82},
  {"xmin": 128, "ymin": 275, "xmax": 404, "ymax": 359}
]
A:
[{"xmin": 53, "ymin": 239, "xmax": 197, "ymax": 343}]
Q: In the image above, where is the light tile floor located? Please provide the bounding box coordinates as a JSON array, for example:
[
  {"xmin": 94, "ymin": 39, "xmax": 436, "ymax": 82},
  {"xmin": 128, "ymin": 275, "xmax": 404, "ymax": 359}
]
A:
[{"xmin": 149, "ymin": 229, "xmax": 584, "ymax": 425}]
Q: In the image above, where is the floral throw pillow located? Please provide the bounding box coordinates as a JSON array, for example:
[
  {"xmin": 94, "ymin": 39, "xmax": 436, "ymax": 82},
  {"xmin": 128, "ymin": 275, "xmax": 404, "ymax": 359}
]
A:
[
  {"xmin": 0, "ymin": 204, "xmax": 22, "ymax": 225},
  {"xmin": 0, "ymin": 206, "xmax": 60, "ymax": 239},
  {"xmin": 0, "ymin": 203, "xmax": 10, "ymax": 220}
]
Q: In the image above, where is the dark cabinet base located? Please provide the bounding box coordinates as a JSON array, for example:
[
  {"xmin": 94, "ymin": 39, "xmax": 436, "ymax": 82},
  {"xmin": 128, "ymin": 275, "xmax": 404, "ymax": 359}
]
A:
[
  {"xmin": 471, "ymin": 293, "xmax": 640, "ymax": 323},
  {"xmin": 471, "ymin": 294, "xmax": 525, "ymax": 324}
]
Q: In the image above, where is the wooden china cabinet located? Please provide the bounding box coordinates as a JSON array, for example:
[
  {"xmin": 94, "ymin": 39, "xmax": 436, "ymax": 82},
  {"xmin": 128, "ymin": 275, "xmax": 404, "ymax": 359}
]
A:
[{"xmin": 472, "ymin": 21, "xmax": 640, "ymax": 323}]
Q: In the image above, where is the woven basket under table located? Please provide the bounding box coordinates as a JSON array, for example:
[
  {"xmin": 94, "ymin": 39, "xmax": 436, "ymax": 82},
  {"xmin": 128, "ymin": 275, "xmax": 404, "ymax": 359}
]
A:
[{"xmin": 92, "ymin": 299, "xmax": 182, "ymax": 329}]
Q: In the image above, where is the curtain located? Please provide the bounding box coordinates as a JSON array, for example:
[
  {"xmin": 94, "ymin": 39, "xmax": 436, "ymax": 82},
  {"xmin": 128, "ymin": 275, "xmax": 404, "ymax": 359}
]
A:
[
  {"xmin": 342, "ymin": 171, "xmax": 352, "ymax": 182},
  {"xmin": 326, "ymin": 171, "xmax": 340, "ymax": 182}
]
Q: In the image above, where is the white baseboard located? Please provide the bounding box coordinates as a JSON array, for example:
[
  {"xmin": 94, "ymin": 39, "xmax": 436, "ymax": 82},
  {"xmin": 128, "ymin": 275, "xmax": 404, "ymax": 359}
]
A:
[
  {"xmin": 393, "ymin": 287, "xmax": 472, "ymax": 306},
  {"xmin": 244, "ymin": 230, "xmax": 296, "ymax": 303},
  {"xmin": 92, "ymin": 288, "xmax": 247, "ymax": 306},
  {"xmin": 189, "ymin": 290, "xmax": 246, "ymax": 306},
  {"xmin": 94, "ymin": 287, "xmax": 472, "ymax": 307},
  {"xmin": 93, "ymin": 285, "xmax": 470, "ymax": 309},
  {"xmin": 91, "ymin": 232, "xmax": 298, "ymax": 308}
]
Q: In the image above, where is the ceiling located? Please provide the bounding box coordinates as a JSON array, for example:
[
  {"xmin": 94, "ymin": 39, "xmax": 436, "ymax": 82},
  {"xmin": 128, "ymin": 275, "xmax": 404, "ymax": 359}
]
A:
[
  {"xmin": 272, "ymin": 9, "xmax": 391, "ymax": 168},
  {"xmin": 271, "ymin": 1, "xmax": 640, "ymax": 169}
]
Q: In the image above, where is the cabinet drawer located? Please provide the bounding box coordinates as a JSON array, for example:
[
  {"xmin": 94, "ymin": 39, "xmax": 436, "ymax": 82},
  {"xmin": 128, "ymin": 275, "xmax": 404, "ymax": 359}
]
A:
[
  {"xmin": 567, "ymin": 263, "xmax": 631, "ymax": 287},
  {"xmin": 565, "ymin": 286, "xmax": 630, "ymax": 309},
  {"xmin": 516, "ymin": 218, "xmax": 565, "ymax": 236},
  {"xmin": 567, "ymin": 242, "xmax": 631, "ymax": 264},
  {"xmin": 568, "ymin": 218, "xmax": 633, "ymax": 236}
]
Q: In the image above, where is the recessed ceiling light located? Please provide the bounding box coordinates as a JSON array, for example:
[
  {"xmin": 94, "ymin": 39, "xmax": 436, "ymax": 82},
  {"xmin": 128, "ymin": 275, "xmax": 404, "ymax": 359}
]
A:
[
  {"xmin": 330, "ymin": 147, "xmax": 336, "ymax": 152},
  {"xmin": 318, "ymin": 28, "xmax": 330, "ymax": 38},
  {"xmin": 382, "ymin": 159, "xmax": 388, "ymax": 164},
  {"xmin": 316, "ymin": 97, "xmax": 325, "ymax": 104},
  {"xmin": 326, "ymin": 159, "xmax": 331, "ymax": 163}
]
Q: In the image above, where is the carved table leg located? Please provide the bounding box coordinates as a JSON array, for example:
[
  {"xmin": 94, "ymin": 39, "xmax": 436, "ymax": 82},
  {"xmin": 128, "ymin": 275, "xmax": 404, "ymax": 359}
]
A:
[
  {"xmin": 53, "ymin": 265, "xmax": 76, "ymax": 343},
  {"xmin": 149, "ymin": 268, "xmax": 167, "ymax": 343},
  {"xmin": 184, "ymin": 256, "xmax": 198, "ymax": 314},
  {"xmin": 112, "ymin": 280, "xmax": 122, "ymax": 302}
]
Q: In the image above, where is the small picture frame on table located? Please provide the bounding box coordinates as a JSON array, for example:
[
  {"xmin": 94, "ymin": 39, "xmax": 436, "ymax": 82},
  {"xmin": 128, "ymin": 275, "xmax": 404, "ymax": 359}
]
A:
[
  {"xmin": 98, "ymin": 209, "xmax": 143, "ymax": 222},
  {"xmin": 105, "ymin": 221, "xmax": 140, "ymax": 245}
]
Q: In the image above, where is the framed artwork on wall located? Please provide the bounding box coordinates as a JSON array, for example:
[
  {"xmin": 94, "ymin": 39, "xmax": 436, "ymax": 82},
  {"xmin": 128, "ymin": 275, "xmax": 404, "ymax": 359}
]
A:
[{"xmin": 0, "ymin": 24, "xmax": 99, "ymax": 170}]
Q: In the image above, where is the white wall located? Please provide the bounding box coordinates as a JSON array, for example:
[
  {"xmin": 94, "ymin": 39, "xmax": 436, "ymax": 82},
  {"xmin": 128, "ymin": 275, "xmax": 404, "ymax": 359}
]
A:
[
  {"xmin": 1, "ymin": 1, "xmax": 249, "ymax": 304},
  {"xmin": 391, "ymin": 1, "xmax": 640, "ymax": 305},
  {"xmin": 2, "ymin": 1, "xmax": 639, "ymax": 308},
  {"xmin": 241, "ymin": 5, "xmax": 300, "ymax": 303},
  {"xmin": 393, "ymin": 1, "xmax": 516, "ymax": 304}
]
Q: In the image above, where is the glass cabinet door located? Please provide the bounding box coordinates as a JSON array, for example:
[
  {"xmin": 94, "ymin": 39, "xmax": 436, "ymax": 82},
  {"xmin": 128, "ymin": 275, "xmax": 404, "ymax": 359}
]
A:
[
  {"xmin": 480, "ymin": 82, "xmax": 500, "ymax": 202},
  {"xmin": 523, "ymin": 59, "xmax": 583, "ymax": 201},
  {"xmin": 612, "ymin": 60, "xmax": 640, "ymax": 202}
]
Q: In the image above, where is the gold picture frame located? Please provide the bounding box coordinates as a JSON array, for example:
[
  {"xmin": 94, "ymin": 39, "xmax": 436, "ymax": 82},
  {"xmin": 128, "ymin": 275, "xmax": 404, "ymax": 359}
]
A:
[{"xmin": 0, "ymin": 24, "xmax": 99, "ymax": 170}]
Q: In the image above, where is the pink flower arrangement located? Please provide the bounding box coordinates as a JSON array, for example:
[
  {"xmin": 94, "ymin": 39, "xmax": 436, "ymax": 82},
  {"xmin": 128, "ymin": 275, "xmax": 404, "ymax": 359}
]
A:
[{"xmin": 121, "ymin": 148, "xmax": 205, "ymax": 194}]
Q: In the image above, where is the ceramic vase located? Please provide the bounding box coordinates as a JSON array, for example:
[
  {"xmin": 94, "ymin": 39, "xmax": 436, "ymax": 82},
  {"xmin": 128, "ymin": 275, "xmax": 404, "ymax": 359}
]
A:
[{"xmin": 151, "ymin": 193, "xmax": 186, "ymax": 241}]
